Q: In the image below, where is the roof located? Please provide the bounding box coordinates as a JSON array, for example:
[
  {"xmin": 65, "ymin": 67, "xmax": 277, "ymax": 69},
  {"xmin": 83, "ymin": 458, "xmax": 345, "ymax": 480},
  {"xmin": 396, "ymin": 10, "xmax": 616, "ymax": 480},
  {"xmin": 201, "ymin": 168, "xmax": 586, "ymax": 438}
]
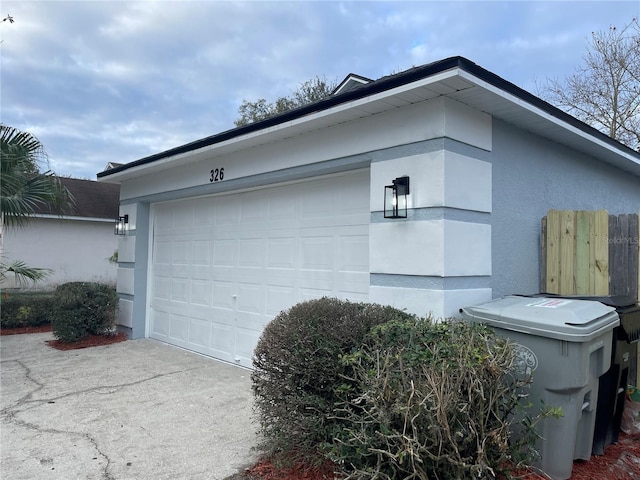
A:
[
  {"xmin": 98, "ymin": 56, "xmax": 640, "ymax": 181},
  {"xmin": 331, "ymin": 73, "xmax": 373, "ymax": 95},
  {"xmin": 34, "ymin": 177, "xmax": 120, "ymax": 219}
]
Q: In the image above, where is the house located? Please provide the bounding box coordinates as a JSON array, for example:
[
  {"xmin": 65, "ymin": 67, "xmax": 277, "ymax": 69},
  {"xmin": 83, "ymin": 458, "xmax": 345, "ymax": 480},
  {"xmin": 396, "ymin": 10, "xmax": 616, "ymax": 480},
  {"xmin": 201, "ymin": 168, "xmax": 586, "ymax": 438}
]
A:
[
  {"xmin": 98, "ymin": 57, "xmax": 640, "ymax": 369},
  {"xmin": 1, "ymin": 177, "xmax": 120, "ymax": 291}
]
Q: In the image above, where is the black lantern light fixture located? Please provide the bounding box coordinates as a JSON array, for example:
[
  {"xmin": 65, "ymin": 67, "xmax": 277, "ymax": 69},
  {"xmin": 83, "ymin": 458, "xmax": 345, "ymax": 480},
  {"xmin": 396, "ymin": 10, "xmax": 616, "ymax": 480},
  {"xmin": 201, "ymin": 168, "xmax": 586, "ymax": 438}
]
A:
[
  {"xmin": 114, "ymin": 215, "xmax": 129, "ymax": 236},
  {"xmin": 384, "ymin": 176, "xmax": 410, "ymax": 219}
]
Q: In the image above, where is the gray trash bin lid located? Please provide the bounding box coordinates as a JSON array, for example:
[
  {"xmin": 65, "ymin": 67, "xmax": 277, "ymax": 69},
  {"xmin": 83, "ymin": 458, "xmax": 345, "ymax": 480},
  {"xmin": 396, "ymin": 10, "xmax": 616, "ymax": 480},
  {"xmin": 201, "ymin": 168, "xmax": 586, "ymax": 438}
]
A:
[{"xmin": 461, "ymin": 295, "xmax": 620, "ymax": 342}]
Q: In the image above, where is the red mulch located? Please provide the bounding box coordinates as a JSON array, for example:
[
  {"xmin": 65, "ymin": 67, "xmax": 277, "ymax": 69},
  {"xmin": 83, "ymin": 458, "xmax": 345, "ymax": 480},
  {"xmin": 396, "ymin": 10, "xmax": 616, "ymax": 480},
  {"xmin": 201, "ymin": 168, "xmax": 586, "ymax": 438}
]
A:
[
  {"xmin": 0, "ymin": 324, "xmax": 53, "ymax": 335},
  {"xmin": 246, "ymin": 458, "xmax": 336, "ymax": 480},
  {"xmin": 1, "ymin": 325, "xmax": 127, "ymax": 350},
  {"xmin": 245, "ymin": 433, "xmax": 640, "ymax": 480},
  {"xmin": 46, "ymin": 332, "xmax": 127, "ymax": 350}
]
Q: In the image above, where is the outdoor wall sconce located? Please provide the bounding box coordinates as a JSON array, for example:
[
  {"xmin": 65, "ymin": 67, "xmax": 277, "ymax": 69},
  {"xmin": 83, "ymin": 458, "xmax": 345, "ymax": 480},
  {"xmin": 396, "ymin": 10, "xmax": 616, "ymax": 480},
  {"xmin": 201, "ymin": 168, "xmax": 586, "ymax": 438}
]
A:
[
  {"xmin": 114, "ymin": 215, "xmax": 129, "ymax": 236},
  {"xmin": 384, "ymin": 176, "xmax": 410, "ymax": 219}
]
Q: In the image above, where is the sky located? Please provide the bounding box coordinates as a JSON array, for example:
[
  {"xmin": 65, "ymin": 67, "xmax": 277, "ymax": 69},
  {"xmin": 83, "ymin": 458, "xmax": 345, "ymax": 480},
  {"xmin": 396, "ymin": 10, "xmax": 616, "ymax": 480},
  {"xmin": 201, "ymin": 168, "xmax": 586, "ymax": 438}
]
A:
[{"xmin": 1, "ymin": 1, "xmax": 639, "ymax": 180}]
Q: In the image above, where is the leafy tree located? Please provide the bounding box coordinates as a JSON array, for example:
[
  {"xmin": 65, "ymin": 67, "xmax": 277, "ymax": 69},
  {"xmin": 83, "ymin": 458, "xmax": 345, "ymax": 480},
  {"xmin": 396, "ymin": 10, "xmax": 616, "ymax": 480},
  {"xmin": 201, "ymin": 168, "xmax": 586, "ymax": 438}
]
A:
[
  {"xmin": 540, "ymin": 18, "xmax": 640, "ymax": 151},
  {"xmin": 234, "ymin": 75, "xmax": 337, "ymax": 127},
  {"xmin": 0, "ymin": 124, "xmax": 73, "ymax": 284}
]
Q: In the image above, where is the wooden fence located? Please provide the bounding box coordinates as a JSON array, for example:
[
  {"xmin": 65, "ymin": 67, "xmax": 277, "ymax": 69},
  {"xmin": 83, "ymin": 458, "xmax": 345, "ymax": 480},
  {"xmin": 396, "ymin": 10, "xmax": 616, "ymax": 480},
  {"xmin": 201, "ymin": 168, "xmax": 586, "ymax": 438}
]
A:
[
  {"xmin": 541, "ymin": 209, "xmax": 640, "ymax": 387},
  {"xmin": 541, "ymin": 210, "xmax": 639, "ymax": 299}
]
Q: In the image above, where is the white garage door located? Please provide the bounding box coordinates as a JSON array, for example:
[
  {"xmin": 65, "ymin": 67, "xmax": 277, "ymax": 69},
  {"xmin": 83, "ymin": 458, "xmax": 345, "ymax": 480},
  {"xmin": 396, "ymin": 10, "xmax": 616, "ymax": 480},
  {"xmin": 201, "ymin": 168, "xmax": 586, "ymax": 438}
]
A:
[{"xmin": 149, "ymin": 170, "xmax": 370, "ymax": 368}]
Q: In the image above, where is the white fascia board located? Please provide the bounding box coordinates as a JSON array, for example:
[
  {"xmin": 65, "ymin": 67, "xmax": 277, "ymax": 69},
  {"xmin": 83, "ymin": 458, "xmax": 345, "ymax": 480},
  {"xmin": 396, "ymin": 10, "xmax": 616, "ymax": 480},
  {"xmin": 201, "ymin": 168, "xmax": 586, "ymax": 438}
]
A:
[
  {"xmin": 31, "ymin": 214, "xmax": 115, "ymax": 223},
  {"xmin": 104, "ymin": 68, "xmax": 466, "ymax": 182},
  {"xmin": 456, "ymin": 70, "xmax": 640, "ymax": 174}
]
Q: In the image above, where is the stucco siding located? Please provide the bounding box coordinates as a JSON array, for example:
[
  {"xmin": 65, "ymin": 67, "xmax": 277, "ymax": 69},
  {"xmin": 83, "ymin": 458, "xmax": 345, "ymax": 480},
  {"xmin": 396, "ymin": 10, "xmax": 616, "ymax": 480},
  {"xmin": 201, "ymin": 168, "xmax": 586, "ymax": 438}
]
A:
[
  {"xmin": 491, "ymin": 119, "xmax": 640, "ymax": 298},
  {"xmin": 2, "ymin": 217, "xmax": 117, "ymax": 291}
]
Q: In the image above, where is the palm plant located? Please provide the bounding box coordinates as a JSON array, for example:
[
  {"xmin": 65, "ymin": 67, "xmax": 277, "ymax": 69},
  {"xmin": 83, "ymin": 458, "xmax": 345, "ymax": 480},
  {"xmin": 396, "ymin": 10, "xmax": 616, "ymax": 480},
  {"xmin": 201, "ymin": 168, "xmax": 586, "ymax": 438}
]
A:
[{"xmin": 1, "ymin": 124, "xmax": 74, "ymax": 285}]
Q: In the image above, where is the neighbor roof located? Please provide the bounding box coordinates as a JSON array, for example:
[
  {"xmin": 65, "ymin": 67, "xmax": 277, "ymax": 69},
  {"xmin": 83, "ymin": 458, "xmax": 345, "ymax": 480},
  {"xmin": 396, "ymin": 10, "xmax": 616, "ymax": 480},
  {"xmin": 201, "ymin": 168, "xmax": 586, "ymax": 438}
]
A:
[
  {"xmin": 98, "ymin": 56, "xmax": 640, "ymax": 181},
  {"xmin": 34, "ymin": 177, "xmax": 120, "ymax": 219},
  {"xmin": 331, "ymin": 73, "xmax": 374, "ymax": 95}
]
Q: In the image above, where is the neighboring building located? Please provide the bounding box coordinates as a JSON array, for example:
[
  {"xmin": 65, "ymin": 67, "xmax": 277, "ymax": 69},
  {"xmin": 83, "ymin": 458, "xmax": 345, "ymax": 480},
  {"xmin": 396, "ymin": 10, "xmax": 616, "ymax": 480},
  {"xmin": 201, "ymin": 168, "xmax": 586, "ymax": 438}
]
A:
[
  {"xmin": 1, "ymin": 177, "xmax": 120, "ymax": 291},
  {"xmin": 98, "ymin": 57, "xmax": 640, "ymax": 368}
]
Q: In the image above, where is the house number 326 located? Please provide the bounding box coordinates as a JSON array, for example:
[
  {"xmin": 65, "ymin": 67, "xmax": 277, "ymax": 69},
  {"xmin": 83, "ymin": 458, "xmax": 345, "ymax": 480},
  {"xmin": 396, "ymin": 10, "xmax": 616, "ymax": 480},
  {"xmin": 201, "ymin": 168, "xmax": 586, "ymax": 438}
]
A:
[{"xmin": 209, "ymin": 167, "xmax": 224, "ymax": 183}]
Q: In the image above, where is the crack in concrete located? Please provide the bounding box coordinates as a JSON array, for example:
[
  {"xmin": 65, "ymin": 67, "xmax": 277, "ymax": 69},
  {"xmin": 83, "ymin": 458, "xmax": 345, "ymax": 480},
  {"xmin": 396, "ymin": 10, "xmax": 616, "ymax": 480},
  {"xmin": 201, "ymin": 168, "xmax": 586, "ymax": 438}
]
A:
[
  {"xmin": 3, "ymin": 411, "xmax": 115, "ymax": 480},
  {"xmin": 2, "ymin": 367, "xmax": 189, "ymax": 414},
  {"xmin": 1, "ymin": 364, "xmax": 195, "ymax": 480},
  {"xmin": 1, "ymin": 359, "xmax": 46, "ymax": 408}
]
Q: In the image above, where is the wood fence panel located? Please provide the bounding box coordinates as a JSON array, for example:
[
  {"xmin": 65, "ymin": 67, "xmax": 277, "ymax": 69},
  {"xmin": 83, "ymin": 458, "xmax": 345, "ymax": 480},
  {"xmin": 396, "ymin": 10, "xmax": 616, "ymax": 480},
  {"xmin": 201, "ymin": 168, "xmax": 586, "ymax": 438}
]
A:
[
  {"xmin": 609, "ymin": 214, "xmax": 639, "ymax": 299},
  {"xmin": 575, "ymin": 211, "xmax": 590, "ymax": 294},
  {"xmin": 560, "ymin": 210, "xmax": 577, "ymax": 294},
  {"xmin": 541, "ymin": 210, "xmax": 610, "ymax": 295},
  {"xmin": 594, "ymin": 210, "xmax": 610, "ymax": 295},
  {"xmin": 544, "ymin": 209, "xmax": 562, "ymax": 293}
]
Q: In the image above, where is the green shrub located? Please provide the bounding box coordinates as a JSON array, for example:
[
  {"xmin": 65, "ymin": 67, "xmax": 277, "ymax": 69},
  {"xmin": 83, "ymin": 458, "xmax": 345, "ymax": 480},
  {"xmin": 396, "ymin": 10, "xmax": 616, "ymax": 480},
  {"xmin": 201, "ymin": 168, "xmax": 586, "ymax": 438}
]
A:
[
  {"xmin": 0, "ymin": 292, "xmax": 55, "ymax": 328},
  {"xmin": 329, "ymin": 318, "xmax": 539, "ymax": 480},
  {"xmin": 251, "ymin": 297, "xmax": 415, "ymax": 464},
  {"xmin": 51, "ymin": 282, "xmax": 118, "ymax": 342}
]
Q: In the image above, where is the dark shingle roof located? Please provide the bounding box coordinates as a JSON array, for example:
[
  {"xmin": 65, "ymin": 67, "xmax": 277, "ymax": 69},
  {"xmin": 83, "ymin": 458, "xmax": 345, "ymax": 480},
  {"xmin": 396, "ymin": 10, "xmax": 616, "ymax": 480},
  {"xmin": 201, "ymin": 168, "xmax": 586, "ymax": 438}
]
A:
[{"xmin": 34, "ymin": 177, "xmax": 120, "ymax": 219}]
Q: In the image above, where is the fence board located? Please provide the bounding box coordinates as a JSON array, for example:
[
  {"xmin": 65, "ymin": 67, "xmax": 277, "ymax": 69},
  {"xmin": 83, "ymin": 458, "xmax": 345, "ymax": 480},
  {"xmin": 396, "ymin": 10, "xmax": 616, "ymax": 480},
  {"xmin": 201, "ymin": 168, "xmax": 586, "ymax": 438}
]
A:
[
  {"xmin": 545, "ymin": 210, "xmax": 562, "ymax": 293},
  {"xmin": 594, "ymin": 210, "xmax": 609, "ymax": 295},
  {"xmin": 575, "ymin": 211, "xmax": 590, "ymax": 294},
  {"xmin": 560, "ymin": 210, "xmax": 576, "ymax": 294}
]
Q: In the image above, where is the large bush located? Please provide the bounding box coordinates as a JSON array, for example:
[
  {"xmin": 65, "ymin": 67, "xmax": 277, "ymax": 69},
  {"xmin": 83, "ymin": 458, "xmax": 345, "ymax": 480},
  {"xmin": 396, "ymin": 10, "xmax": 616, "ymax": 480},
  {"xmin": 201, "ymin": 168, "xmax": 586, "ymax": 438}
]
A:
[
  {"xmin": 329, "ymin": 318, "xmax": 539, "ymax": 480},
  {"xmin": 50, "ymin": 282, "xmax": 118, "ymax": 342},
  {"xmin": 0, "ymin": 292, "xmax": 55, "ymax": 328},
  {"xmin": 251, "ymin": 297, "xmax": 415, "ymax": 463}
]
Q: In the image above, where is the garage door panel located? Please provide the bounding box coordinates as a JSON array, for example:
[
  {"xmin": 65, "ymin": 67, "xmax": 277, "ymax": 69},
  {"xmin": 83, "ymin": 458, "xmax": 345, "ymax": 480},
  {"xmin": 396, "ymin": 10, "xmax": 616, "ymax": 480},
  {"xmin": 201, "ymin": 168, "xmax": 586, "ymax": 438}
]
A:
[
  {"xmin": 210, "ymin": 322, "xmax": 234, "ymax": 354},
  {"xmin": 170, "ymin": 279, "xmax": 189, "ymax": 302},
  {"xmin": 155, "ymin": 241, "xmax": 172, "ymax": 265},
  {"xmin": 340, "ymin": 235, "xmax": 369, "ymax": 271},
  {"xmin": 300, "ymin": 183, "xmax": 336, "ymax": 219},
  {"xmin": 299, "ymin": 289, "xmax": 333, "ymax": 301},
  {"xmin": 153, "ymin": 277, "xmax": 171, "ymax": 301},
  {"xmin": 172, "ymin": 241, "xmax": 191, "ymax": 265},
  {"xmin": 192, "ymin": 241, "xmax": 212, "ymax": 266},
  {"xmin": 169, "ymin": 313, "xmax": 189, "ymax": 342},
  {"xmin": 241, "ymin": 191, "xmax": 268, "ymax": 222},
  {"xmin": 235, "ymin": 328, "xmax": 261, "ymax": 361},
  {"xmin": 267, "ymin": 237, "xmax": 297, "ymax": 268},
  {"xmin": 152, "ymin": 310, "xmax": 170, "ymax": 337},
  {"xmin": 335, "ymin": 273, "xmax": 370, "ymax": 295},
  {"xmin": 188, "ymin": 318, "xmax": 211, "ymax": 347},
  {"xmin": 300, "ymin": 237, "xmax": 334, "ymax": 270},
  {"xmin": 212, "ymin": 281, "xmax": 235, "ymax": 308},
  {"xmin": 213, "ymin": 239, "xmax": 237, "ymax": 267},
  {"xmin": 150, "ymin": 170, "xmax": 370, "ymax": 368},
  {"xmin": 236, "ymin": 283, "xmax": 264, "ymax": 313},
  {"xmin": 190, "ymin": 280, "xmax": 211, "ymax": 306},
  {"xmin": 238, "ymin": 239, "xmax": 265, "ymax": 267},
  {"xmin": 268, "ymin": 191, "xmax": 297, "ymax": 220},
  {"xmin": 265, "ymin": 285, "xmax": 296, "ymax": 316}
]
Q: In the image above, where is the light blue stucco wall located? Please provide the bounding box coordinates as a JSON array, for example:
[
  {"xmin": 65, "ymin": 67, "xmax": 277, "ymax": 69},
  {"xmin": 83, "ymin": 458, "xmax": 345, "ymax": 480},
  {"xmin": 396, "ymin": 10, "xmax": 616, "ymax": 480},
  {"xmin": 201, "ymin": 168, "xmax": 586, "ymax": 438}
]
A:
[{"xmin": 491, "ymin": 119, "xmax": 640, "ymax": 298}]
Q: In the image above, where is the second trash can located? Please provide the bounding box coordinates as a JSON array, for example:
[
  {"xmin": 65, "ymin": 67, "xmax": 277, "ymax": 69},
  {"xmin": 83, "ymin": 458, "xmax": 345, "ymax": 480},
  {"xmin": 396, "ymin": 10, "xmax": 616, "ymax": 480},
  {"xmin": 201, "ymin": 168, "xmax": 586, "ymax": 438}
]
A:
[{"xmin": 461, "ymin": 296, "xmax": 620, "ymax": 480}]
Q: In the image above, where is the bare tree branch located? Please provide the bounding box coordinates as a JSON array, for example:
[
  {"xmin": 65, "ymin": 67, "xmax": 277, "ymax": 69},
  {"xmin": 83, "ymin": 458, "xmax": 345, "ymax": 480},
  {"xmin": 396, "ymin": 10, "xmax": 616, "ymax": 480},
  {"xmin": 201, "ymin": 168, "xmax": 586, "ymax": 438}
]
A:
[{"xmin": 540, "ymin": 18, "xmax": 640, "ymax": 151}]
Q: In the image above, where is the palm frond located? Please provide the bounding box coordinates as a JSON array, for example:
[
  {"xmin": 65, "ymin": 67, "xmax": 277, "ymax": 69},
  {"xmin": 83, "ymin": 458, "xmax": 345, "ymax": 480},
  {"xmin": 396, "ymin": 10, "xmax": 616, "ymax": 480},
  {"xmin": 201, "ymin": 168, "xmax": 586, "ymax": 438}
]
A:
[{"xmin": 0, "ymin": 260, "xmax": 51, "ymax": 285}]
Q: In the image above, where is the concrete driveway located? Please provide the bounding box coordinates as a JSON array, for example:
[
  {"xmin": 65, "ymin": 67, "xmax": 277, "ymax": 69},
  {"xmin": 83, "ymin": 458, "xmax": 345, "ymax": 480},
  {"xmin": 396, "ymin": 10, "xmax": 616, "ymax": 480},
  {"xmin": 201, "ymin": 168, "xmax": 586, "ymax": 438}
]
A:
[{"xmin": 0, "ymin": 332, "xmax": 260, "ymax": 480}]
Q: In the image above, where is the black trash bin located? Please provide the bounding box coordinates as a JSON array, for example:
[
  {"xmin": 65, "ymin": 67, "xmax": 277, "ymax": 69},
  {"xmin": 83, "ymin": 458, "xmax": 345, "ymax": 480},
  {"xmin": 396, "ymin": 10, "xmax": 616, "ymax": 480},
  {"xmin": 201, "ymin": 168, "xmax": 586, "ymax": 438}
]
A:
[
  {"xmin": 589, "ymin": 297, "xmax": 640, "ymax": 454},
  {"xmin": 530, "ymin": 294, "xmax": 640, "ymax": 455}
]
